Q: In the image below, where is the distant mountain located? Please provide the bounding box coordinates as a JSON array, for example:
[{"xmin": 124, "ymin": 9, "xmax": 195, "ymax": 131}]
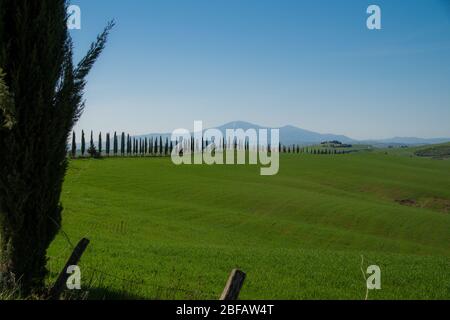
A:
[
  {"xmin": 363, "ymin": 137, "xmax": 450, "ymax": 146},
  {"xmin": 136, "ymin": 121, "xmax": 356, "ymax": 146},
  {"xmin": 214, "ymin": 122, "xmax": 450, "ymax": 146},
  {"xmin": 75, "ymin": 121, "xmax": 450, "ymax": 148},
  {"xmin": 215, "ymin": 121, "xmax": 355, "ymax": 145}
]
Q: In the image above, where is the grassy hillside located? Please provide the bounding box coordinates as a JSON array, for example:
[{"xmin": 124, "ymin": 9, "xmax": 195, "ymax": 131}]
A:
[
  {"xmin": 377, "ymin": 142, "xmax": 450, "ymax": 159},
  {"xmin": 47, "ymin": 153, "xmax": 450, "ymax": 300},
  {"xmin": 415, "ymin": 143, "xmax": 450, "ymax": 159}
]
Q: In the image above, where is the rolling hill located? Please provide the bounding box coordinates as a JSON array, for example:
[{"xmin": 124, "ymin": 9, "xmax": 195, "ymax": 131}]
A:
[{"xmin": 48, "ymin": 152, "xmax": 450, "ymax": 299}]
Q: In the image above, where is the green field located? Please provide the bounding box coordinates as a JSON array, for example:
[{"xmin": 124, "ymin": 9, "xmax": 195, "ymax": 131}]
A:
[{"xmin": 47, "ymin": 151, "xmax": 450, "ymax": 300}]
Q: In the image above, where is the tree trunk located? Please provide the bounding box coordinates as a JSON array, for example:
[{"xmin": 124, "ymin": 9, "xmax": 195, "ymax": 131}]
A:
[{"xmin": 0, "ymin": 176, "xmax": 63, "ymax": 295}]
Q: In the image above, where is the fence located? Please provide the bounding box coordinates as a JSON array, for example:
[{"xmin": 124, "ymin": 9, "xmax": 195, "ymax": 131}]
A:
[{"xmin": 48, "ymin": 237, "xmax": 246, "ymax": 301}]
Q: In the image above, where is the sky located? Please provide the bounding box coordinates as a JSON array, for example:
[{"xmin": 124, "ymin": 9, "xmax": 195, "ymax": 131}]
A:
[{"xmin": 70, "ymin": 0, "xmax": 450, "ymax": 140}]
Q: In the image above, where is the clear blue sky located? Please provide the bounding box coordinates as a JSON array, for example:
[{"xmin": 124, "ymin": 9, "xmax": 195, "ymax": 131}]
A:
[{"xmin": 70, "ymin": 0, "xmax": 450, "ymax": 140}]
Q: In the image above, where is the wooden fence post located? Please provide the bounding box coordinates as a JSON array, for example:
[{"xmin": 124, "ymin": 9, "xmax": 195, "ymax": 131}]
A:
[
  {"xmin": 220, "ymin": 269, "xmax": 246, "ymax": 300},
  {"xmin": 49, "ymin": 238, "xmax": 90, "ymax": 300}
]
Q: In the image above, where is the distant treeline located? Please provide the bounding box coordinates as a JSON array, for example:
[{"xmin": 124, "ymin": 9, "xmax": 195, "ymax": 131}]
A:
[
  {"xmin": 69, "ymin": 131, "xmax": 351, "ymax": 158},
  {"xmin": 415, "ymin": 145, "xmax": 450, "ymax": 159}
]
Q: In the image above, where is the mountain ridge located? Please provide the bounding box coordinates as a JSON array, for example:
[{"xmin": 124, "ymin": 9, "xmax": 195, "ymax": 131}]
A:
[{"xmin": 88, "ymin": 121, "xmax": 450, "ymax": 147}]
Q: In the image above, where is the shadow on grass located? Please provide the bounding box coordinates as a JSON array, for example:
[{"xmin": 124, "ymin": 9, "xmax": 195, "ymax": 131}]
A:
[{"xmin": 79, "ymin": 287, "xmax": 147, "ymax": 300}]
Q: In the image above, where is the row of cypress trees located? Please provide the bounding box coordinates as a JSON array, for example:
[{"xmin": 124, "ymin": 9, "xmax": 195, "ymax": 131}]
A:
[
  {"xmin": 282, "ymin": 145, "xmax": 349, "ymax": 155},
  {"xmin": 71, "ymin": 131, "xmax": 349, "ymax": 158},
  {"xmin": 71, "ymin": 131, "xmax": 174, "ymax": 158}
]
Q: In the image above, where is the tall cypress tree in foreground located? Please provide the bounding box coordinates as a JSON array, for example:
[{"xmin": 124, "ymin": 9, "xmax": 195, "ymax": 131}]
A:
[{"xmin": 0, "ymin": 1, "xmax": 113, "ymax": 294}]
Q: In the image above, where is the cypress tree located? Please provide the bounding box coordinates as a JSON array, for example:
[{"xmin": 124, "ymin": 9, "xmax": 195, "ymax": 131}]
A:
[
  {"xmin": 0, "ymin": 1, "xmax": 113, "ymax": 294},
  {"xmin": 129, "ymin": 136, "xmax": 132, "ymax": 155},
  {"xmin": 71, "ymin": 131, "xmax": 76, "ymax": 158},
  {"xmin": 121, "ymin": 132, "xmax": 125, "ymax": 156},
  {"xmin": 136, "ymin": 139, "xmax": 138, "ymax": 155},
  {"xmin": 81, "ymin": 130, "xmax": 86, "ymax": 156},
  {"xmin": 113, "ymin": 132, "xmax": 118, "ymax": 156},
  {"xmin": 98, "ymin": 132, "xmax": 102, "ymax": 155},
  {"xmin": 88, "ymin": 130, "xmax": 97, "ymax": 157},
  {"xmin": 126, "ymin": 134, "xmax": 130, "ymax": 155},
  {"xmin": 106, "ymin": 133, "xmax": 110, "ymax": 156},
  {"xmin": 149, "ymin": 137, "xmax": 154, "ymax": 155},
  {"xmin": 165, "ymin": 138, "xmax": 169, "ymax": 156}
]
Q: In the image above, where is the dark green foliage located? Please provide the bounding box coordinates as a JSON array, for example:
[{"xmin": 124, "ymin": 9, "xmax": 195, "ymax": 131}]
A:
[
  {"xmin": 0, "ymin": 69, "xmax": 14, "ymax": 130},
  {"xmin": 113, "ymin": 132, "xmax": 118, "ymax": 156},
  {"xmin": 71, "ymin": 131, "xmax": 76, "ymax": 158},
  {"xmin": 98, "ymin": 132, "xmax": 102, "ymax": 155},
  {"xmin": 415, "ymin": 144, "xmax": 450, "ymax": 159},
  {"xmin": 87, "ymin": 144, "xmax": 99, "ymax": 158},
  {"xmin": 165, "ymin": 138, "xmax": 169, "ymax": 156},
  {"xmin": 126, "ymin": 134, "xmax": 130, "ymax": 155},
  {"xmin": 121, "ymin": 132, "xmax": 125, "ymax": 156},
  {"xmin": 106, "ymin": 133, "xmax": 110, "ymax": 156},
  {"xmin": 90, "ymin": 131, "xmax": 94, "ymax": 151},
  {"xmin": 0, "ymin": 0, "xmax": 112, "ymax": 294},
  {"xmin": 81, "ymin": 130, "xmax": 86, "ymax": 156}
]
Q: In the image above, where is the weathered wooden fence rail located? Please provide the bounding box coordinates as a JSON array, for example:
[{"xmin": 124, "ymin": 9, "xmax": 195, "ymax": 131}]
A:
[{"xmin": 220, "ymin": 269, "xmax": 246, "ymax": 300}]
